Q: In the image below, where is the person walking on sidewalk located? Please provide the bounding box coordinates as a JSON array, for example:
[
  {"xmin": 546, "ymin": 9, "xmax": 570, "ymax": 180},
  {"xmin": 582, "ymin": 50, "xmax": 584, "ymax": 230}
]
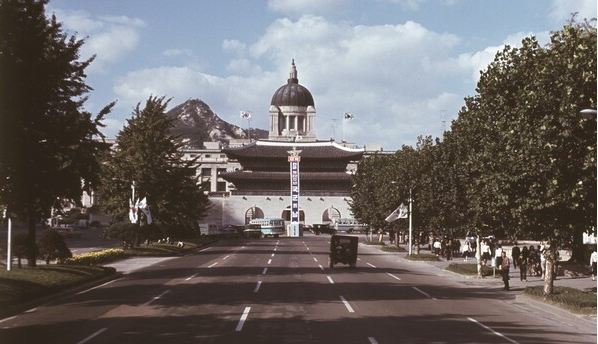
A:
[
  {"xmin": 511, "ymin": 243, "xmax": 520, "ymax": 269},
  {"xmin": 590, "ymin": 248, "xmax": 597, "ymax": 281},
  {"xmin": 519, "ymin": 245, "xmax": 529, "ymax": 281},
  {"xmin": 499, "ymin": 251, "xmax": 511, "ymax": 291}
]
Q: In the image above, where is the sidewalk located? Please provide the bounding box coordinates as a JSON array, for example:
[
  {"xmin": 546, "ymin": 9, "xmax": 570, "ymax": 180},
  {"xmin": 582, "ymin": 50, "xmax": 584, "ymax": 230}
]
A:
[{"xmin": 391, "ymin": 247, "xmax": 597, "ymax": 331}]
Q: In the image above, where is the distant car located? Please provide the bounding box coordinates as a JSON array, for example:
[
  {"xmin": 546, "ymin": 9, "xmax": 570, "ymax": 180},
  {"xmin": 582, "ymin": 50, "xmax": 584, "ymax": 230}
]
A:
[{"xmin": 243, "ymin": 224, "xmax": 263, "ymax": 239}]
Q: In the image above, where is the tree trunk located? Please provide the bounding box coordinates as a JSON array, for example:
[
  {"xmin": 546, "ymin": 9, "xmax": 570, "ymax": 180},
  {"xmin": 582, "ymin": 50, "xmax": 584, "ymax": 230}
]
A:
[
  {"xmin": 543, "ymin": 247, "xmax": 556, "ymax": 295},
  {"xmin": 27, "ymin": 216, "xmax": 37, "ymax": 267},
  {"xmin": 476, "ymin": 234, "xmax": 482, "ymax": 278}
]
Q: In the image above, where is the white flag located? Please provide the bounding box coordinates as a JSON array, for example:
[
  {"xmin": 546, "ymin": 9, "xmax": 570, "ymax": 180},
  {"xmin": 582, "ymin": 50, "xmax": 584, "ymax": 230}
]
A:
[
  {"xmin": 138, "ymin": 197, "xmax": 153, "ymax": 224},
  {"xmin": 240, "ymin": 111, "xmax": 251, "ymax": 119},
  {"xmin": 385, "ymin": 203, "xmax": 408, "ymax": 222},
  {"xmin": 129, "ymin": 198, "xmax": 138, "ymax": 223}
]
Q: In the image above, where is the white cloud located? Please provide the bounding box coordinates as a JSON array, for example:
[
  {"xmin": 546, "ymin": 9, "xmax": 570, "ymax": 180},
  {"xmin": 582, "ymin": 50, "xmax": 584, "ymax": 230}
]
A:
[
  {"xmin": 49, "ymin": 8, "xmax": 145, "ymax": 71},
  {"xmin": 549, "ymin": 0, "xmax": 597, "ymax": 23}
]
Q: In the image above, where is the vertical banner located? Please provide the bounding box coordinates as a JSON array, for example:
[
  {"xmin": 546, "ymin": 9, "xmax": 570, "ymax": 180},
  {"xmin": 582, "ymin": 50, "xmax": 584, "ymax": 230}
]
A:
[{"xmin": 288, "ymin": 148, "xmax": 301, "ymax": 237}]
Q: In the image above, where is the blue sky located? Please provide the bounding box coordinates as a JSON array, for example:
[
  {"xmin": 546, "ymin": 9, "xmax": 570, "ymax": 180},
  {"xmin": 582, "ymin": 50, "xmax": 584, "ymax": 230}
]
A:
[{"xmin": 47, "ymin": 0, "xmax": 596, "ymax": 150}]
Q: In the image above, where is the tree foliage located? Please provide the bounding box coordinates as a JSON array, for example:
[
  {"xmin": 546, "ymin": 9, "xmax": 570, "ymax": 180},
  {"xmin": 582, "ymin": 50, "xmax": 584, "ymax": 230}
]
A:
[
  {"xmin": 98, "ymin": 96, "xmax": 210, "ymax": 236},
  {"xmin": 0, "ymin": 0, "xmax": 113, "ymax": 266},
  {"xmin": 350, "ymin": 19, "xmax": 596, "ymax": 281}
]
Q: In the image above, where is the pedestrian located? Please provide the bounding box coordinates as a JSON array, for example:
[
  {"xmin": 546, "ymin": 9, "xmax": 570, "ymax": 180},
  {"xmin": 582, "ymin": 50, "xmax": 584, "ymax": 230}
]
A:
[
  {"xmin": 590, "ymin": 248, "xmax": 597, "ymax": 281},
  {"xmin": 461, "ymin": 241, "xmax": 471, "ymax": 261},
  {"xmin": 481, "ymin": 240, "xmax": 491, "ymax": 266},
  {"xmin": 540, "ymin": 246, "xmax": 547, "ymax": 279},
  {"xmin": 499, "ymin": 251, "xmax": 511, "ymax": 291},
  {"xmin": 494, "ymin": 244, "xmax": 503, "ymax": 268},
  {"xmin": 433, "ymin": 238, "xmax": 442, "ymax": 257},
  {"xmin": 511, "ymin": 243, "xmax": 520, "ymax": 269},
  {"xmin": 519, "ymin": 245, "xmax": 528, "ymax": 281}
]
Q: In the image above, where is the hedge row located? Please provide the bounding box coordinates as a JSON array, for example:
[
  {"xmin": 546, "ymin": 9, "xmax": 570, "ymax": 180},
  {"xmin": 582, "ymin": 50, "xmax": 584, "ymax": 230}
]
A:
[{"xmin": 64, "ymin": 248, "xmax": 129, "ymax": 266}]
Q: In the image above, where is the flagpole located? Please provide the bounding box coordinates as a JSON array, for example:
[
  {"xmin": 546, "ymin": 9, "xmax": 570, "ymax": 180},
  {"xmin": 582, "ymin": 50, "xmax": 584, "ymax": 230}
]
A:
[{"xmin": 408, "ymin": 186, "xmax": 413, "ymax": 256}]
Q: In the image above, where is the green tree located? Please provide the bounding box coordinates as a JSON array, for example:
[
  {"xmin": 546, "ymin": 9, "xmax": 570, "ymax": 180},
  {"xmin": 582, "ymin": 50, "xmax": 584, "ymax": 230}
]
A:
[
  {"xmin": 36, "ymin": 229, "xmax": 72, "ymax": 264},
  {"xmin": 0, "ymin": 0, "xmax": 113, "ymax": 266},
  {"xmin": 98, "ymin": 96, "xmax": 210, "ymax": 238},
  {"xmin": 450, "ymin": 19, "xmax": 596, "ymax": 291}
]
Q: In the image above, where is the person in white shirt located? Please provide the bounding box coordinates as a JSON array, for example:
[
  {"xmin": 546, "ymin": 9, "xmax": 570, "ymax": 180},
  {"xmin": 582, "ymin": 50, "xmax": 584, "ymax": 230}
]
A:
[
  {"xmin": 590, "ymin": 248, "xmax": 597, "ymax": 281},
  {"xmin": 481, "ymin": 241, "xmax": 491, "ymax": 266}
]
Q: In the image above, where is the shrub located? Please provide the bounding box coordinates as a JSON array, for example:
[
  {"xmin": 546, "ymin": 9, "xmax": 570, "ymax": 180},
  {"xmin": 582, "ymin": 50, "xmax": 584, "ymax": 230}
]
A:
[
  {"xmin": 37, "ymin": 230, "xmax": 72, "ymax": 264},
  {"xmin": 64, "ymin": 248, "xmax": 128, "ymax": 266}
]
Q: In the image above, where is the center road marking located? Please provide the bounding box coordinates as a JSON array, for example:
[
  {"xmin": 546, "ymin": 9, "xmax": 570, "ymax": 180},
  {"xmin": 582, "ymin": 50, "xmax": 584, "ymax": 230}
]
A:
[
  {"xmin": 366, "ymin": 263, "xmax": 376, "ymax": 268},
  {"xmin": 467, "ymin": 317, "xmax": 519, "ymax": 344},
  {"xmin": 313, "ymin": 257, "xmax": 318, "ymax": 262},
  {"xmin": 144, "ymin": 290, "xmax": 171, "ymax": 306},
  {"xmin": 386, "ymin": 272, "xmax": 401, "ymax": 281},
  {"xmin": 367, "ymin": 337, "xmax": 379, "ymax": 344},
  {"xmin": 223, "ymin": 255, "xmax": 230, "ymax": 260},
  {"xmin": 262, "ymin": 267, "xmax": 268, "ymax": 275},
  {"xmin": 267, "ymin": 259, "xmax": 272, "ymax": 265},
  {"xmin": 185, "ymin": 273, "xmax": 198, "ymax": 281},
  {"xmin": 412, "ymin": 287, "xmax": 436, "ymax": 300},
  {"xmin": 339, "ymin": 296, "xmax": 355, "ymax": 313},
  {"xmin": 77, "ymin": 327, "xmax": 108, "ymax": 344},
  {"xmin": 327, "ymin": 276, "xmax": 335, "ymax": 284},
  {"xmin": 208, "ymin": 262, "xmax": 218, "ymax": 268},
  {"xmin": 253, "ymin": 281, "xmax": 262, "ymax": 293},
  {"xmin": 235, "ymin": 307, "xmax": 251, "ymax": 331}
]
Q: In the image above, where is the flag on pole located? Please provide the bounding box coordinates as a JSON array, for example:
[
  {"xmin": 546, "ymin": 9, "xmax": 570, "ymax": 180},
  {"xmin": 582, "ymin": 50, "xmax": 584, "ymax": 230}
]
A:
[
  {"xmin": 385, "ymin": 203, "xmax": 408, "ymax": 222},
  {"xmin": 129, "ymin": 199, "xmax": 138, "ymax": 224},
  {"xmin": 343, "ymin": 112, "xmax": 354, "ymax": 119},
  {"xmin": 240, "ymin": 111, "xmax": 251, "ymax": 119},
  {"xmin": 138, "ymin": 197, "xmax": 153, "ymax": 224}
]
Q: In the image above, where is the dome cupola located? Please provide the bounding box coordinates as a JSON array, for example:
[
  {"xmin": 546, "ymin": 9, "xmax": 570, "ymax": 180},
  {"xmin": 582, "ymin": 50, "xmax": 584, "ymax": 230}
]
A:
[{"xmin": 270, "ymin": 59, "xmax": 315, "ymax": 107}]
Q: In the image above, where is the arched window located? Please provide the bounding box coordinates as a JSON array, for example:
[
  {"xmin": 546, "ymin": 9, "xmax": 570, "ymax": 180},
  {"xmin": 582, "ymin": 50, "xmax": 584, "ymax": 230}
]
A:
[
  {"xmin": 323, "ymin": 207, "xmax": 341, "ymax": 223},
  {"xmin": 244, "ymin": 207, "xmax": 264, "ymax": 224}
]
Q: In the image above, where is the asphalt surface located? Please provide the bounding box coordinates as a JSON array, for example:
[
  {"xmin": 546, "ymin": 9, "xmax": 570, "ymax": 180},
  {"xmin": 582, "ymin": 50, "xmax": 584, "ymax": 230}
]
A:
[{"xmin": 0, "ymin": 233, "xmax": 596, "ymax": 343}]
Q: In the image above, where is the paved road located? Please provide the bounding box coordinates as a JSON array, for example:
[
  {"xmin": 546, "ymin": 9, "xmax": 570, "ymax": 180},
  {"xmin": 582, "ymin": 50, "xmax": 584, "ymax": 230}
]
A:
[{"xmin": 0, "ymin": 235, "xmax": 596, "ymax": 343}]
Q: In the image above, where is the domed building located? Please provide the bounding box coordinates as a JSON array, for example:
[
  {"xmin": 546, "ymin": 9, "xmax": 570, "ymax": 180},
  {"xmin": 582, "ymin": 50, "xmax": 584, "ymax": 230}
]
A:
[
  {"xmin": 268, "ymin": 59, "xmax": 316, "ymax": 141},
  {"xmin": 211, "ymin": 60, "xmax": 365, "ymax": 234}
]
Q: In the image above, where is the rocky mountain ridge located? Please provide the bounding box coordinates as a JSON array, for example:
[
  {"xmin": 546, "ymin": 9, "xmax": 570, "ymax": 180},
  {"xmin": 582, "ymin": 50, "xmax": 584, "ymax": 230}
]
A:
[{"xmin": 166, "ymin": 99, "xmax": 267, "ymax": 149}]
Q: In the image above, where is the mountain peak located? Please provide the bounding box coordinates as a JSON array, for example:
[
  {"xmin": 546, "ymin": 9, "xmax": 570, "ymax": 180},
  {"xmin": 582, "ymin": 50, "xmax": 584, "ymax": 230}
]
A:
[{"xmin": 166, "ymin": 98, "xmax": 267, "ymax": 149}]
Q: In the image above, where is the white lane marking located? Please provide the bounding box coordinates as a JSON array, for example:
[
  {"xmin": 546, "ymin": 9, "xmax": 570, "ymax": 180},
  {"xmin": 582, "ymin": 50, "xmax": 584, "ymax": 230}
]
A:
[
  {"xmin": 271, "ymin": 253, "xmax": 275, "ymax": 257},
  {"xmin": 254, "ymin": 281, "xmax": 262, "ymax": 293},
  {"xmin": 262, "ymin": 267, "xmax": 268, "ymax": 275},
  {"xmin": 0, "ymin": 316, "xmax": 16, "ymax": 324},
  {"xmin": 357, "ymin": 257, "xmax": 361, "ymax": 261},
  {"xmin": 412, "ymin": 287, "xmax": 436, "ymax": 300},
  {"xmin": 368, "ymin": 337, "xmax": 379, "ymax": 344},
  {"xmin": 306, "ymin": 247, "xmax": 310, "ymax": 250},
  {"xmin": 200, "ymin": 247, "xmax": 211, "ymax": 251},
  {"xmin": 274, "ymin": 247, "xmax": 277, "ymax": 251},
  {"xmin": 77, "ymin": 327, "xmax": 108, "ymax": 344},
  {"xmin": 223, "ymin": 255, "xmax": 230, "ymax": 260},
  {"xmin": 339, "ymin": 296, "xmax": 355, "ymax": 313},
  {"xmin": 366, "ymin": 263, "xmax": 376, "ymax": 268},
  {"xmin": 25, "ymin": 308, "xmax": 37, "ymax": 313},
  {"xmin": 144, "ymin": 290, "xmax": 171, "ymax": 306},
  {"xmin": 313, "ymin": 257, "xmax": 318, "ymax": 262},
  {"xmin": 467, "ymin": 317, "xmax": 519, "ymax": 344},
  {"xmin": 327, "ymin": 276, "xmax": 335, "ymax": 284},
  {"xmin": 318, "ymin": 264, "xmax": 324, "ymax": 270},
  {"xmin": 185, "ymin": 273, "xmax": 198, "ymax": 281},
  {"xmin": 235, "ymin": 307, "xmax": 251, "ymax": 331},
  {"xmin": 77, "ymin": 278, "xmax": 122, "ymax": 295},
  {"xmin": 208, "ymin": 262, "xmax": 218, "ymax": 268},
  {"xmin": 387, "ymin": 273, "xmax": 401, "ymax": 281},
  {"xmin": 267, "ymin": 259, "xmax": 272, "ymax": 265}
]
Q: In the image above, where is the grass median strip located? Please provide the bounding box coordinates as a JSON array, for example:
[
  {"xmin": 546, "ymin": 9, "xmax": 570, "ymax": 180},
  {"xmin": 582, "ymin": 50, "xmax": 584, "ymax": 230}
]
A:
[{"xmin": 0, "ymin": 265, "xmax": 116, "ymax": 309}]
